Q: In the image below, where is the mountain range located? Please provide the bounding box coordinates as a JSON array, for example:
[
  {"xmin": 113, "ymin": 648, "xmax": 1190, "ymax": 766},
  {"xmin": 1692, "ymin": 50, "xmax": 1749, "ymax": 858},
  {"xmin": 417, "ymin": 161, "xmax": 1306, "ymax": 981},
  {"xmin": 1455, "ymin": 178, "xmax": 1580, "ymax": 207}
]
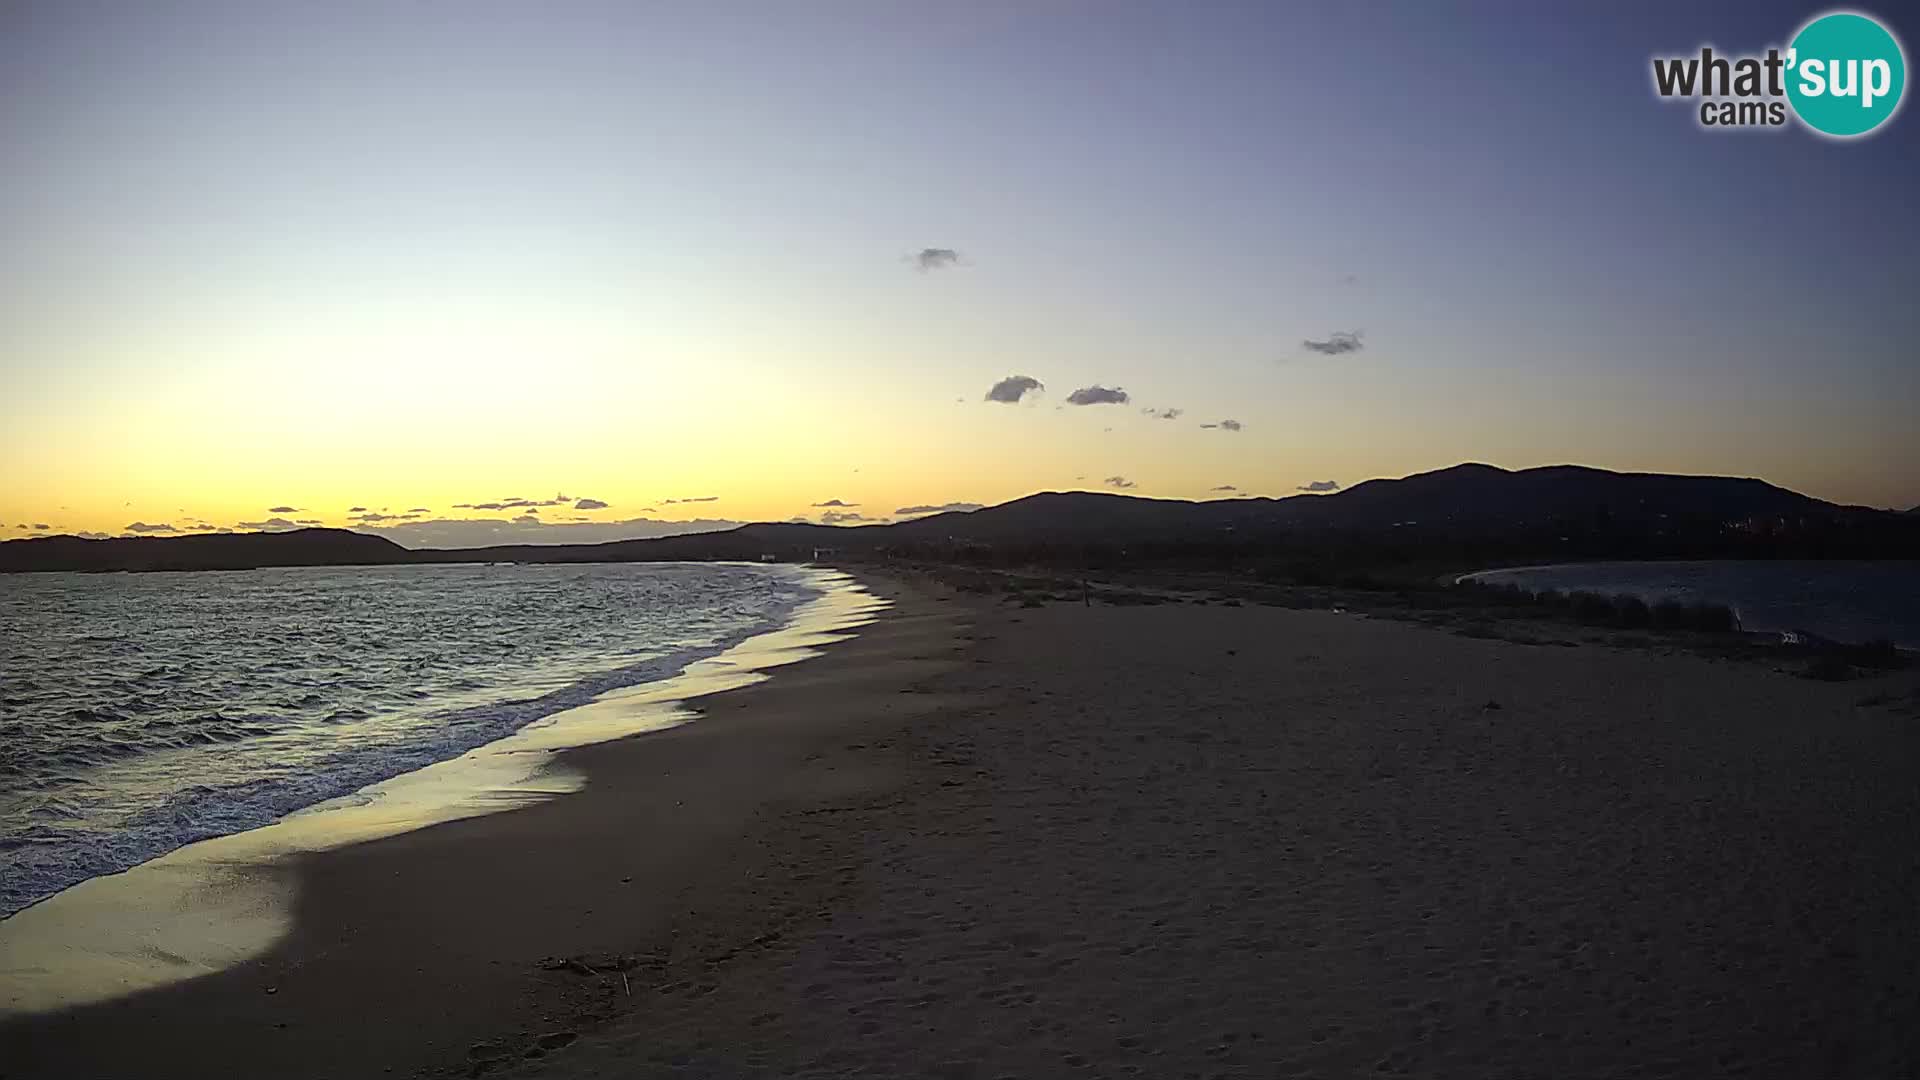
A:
[{"xmin": 3, "ymin": 464, "xmax": 1912, "ymax": 574}]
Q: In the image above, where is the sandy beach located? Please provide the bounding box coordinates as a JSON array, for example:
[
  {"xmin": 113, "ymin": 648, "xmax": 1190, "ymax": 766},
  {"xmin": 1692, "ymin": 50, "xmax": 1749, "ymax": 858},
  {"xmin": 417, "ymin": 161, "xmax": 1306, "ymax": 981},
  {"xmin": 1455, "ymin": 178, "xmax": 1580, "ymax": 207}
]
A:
[{"xmin": 6, "ymin": 570, "xmax": 1919, "ymax": 1078}]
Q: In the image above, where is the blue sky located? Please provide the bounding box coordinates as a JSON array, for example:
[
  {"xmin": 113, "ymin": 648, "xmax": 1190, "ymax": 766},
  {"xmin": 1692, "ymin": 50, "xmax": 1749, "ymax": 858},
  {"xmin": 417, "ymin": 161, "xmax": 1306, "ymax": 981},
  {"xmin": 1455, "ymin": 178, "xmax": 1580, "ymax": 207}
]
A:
[{"xmin": 1, "ymin": 0, "xmax": 1915, "ymax": 541}]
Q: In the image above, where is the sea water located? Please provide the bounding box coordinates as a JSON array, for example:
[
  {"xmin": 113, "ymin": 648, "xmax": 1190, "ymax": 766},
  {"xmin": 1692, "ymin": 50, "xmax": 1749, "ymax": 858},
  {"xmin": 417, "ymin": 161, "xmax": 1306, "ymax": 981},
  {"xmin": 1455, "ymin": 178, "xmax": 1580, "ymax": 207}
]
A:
[{"xmin": 0, "ymin": 561, "xmax": 817, "ymax": 916}]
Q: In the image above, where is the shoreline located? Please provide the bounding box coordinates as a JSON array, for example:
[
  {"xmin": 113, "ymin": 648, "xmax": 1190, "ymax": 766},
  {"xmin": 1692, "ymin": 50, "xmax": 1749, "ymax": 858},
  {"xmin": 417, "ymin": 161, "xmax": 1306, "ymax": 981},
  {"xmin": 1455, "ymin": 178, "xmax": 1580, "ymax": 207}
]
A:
[
  {"xmin": 9, "ymin": 568, "xmax": 1920, "ymax": 1077},
  {"xmin": 0, "ymin": 561, "xmax": 838, "ymax": 924},
  {"xmin": 0, "ymin": 569, "xmax": 959, "ymax": 1074}
]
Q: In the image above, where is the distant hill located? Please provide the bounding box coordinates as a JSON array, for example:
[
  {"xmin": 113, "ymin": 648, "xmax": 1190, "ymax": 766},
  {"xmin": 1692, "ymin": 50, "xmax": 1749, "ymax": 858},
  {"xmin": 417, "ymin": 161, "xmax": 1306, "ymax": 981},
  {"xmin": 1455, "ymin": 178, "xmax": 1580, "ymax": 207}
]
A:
[
  {"xmin": 3, "ymin": 464, "xmax": 1911, "ymax": 574},
  {"xmin": 0, "ymin": 529, "xmax": 407, "ymax": 574}
]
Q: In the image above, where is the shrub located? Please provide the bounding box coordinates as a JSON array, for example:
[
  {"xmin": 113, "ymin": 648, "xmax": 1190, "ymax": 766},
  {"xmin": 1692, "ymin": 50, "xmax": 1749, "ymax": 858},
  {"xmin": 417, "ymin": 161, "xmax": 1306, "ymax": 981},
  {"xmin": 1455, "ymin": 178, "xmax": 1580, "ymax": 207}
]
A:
[
  {"xmin": 1845, "ymin": 638, "xmax": 1907, "ymax": 670},
  {"xmin": 1614, "ymin": 594, "xmax": 1652, "ymax": 628},
  {"xmin": 1650, "ymin": 599, "xmax": 1690, "ymax": 628},
  {"xmin": 1569, "ymin": 590, "xmax": 1615, "ymax": 625},
  {"xmin": 1684, "ymin": 602, "xmax": 1737, "ymax": 633}
]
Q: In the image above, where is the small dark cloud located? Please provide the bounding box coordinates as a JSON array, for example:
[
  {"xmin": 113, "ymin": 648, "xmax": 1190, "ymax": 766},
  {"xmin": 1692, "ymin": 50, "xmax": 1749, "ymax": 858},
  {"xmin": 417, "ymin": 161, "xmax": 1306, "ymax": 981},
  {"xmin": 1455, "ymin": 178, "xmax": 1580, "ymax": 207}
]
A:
[
  {"xmin": 663, "ymin": 496, "xmax": 719, "ymax": 504},
  {"xmin": 189, "ymin": 523, "xmax": 218, "ymax": 530},
  {"xmin": 1200, "ymin": 419, "xmax": 1244, "ymax": 431},
  {"xmin": 574, "ymin": 498, "xmax": 608, "ymax": 511},
  {"xmin": 357, "ymin": 515, "xmax": 744, "ymax": 549},
  {"xmin": 812, "ymin": 499, "xmax": 858, "ymax": 508},
  {"xmin": 512, "ymin": 514, "xmax": 539, "ymax": 524},
  {"xmin": 348, "ymin": 506, "xmax": 367, "ymax": 513},
  {"xmin": 821, "ymin": 510, "xmax": 885, "ymax": 525},
  {"xmin": 1301, "ymin": 330, "xmax": 1363, "ymax": 356},
  {"xmin": 77, "ymin": 531, "xmax": 110, "ymax": 540},
  {"xmin": 1212, "ymin": 485, "xmax": 1239, "ymax": 492},
  {"xmin": 454, "ymin": 493, "xmax": 575, "ymax": 511},
  {"xmin": 32, "ymin": 523, "xmax": 49, "ymax": 530},
  {"xmin": 985, "ymin": 375, "xmax": 1043, "ymax": 403},
  {"xmin": 350, "ymin": 512, "xmax": 402, "ymax": 523},
  {"xmin": 1142, "ymin": 407, "xmax": 1183, "ymax": 420},
  {"xmin": 124, "ymin": 521, "xmax": 178, "ymax": 533},
  {"xmin": 266, "ymin": 505, "xmax": 302, "ymax": 514},
  {"xmin": 895, "ymin": 502, "xmax": 984, "ymax": 516},
  {"xmin": 1103, "ymin": 476, "xmax": 1136, "ymax": 489},
  {"xmin": 1066, "ymin": 385, "xmax": 1130, "ymax": 406},
  {"xmin": 407, "ymin": 507, "xmax": 430, "ymax": 513},
  {"xmin": 913, "ymin": 247, "xmax": 961, "ymax": 271},
  {"xmin": 1298, "ymin": 480, "xmax": 1341, "ymax": 493},
  {"xmin": 294, "ymin": 519, "xmax": 321, "ymax": 525},
  {"xmin": 237, "ymin": 517, "xmax": 301, "ymax": 531}
]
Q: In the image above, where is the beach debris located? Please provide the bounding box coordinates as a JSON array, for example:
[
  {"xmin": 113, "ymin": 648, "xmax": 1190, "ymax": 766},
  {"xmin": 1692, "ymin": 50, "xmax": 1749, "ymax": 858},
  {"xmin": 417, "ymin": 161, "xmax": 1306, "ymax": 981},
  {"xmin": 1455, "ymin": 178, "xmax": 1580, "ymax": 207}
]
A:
[{"xmin": 539, "ymin": 956, "xmax": 599, "ymax": 977}]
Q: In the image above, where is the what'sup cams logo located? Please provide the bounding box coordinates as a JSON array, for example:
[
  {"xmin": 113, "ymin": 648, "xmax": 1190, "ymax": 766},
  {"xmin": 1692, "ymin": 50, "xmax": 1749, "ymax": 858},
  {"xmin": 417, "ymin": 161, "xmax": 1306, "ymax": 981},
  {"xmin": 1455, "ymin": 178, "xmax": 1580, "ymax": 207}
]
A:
[{"xmin": 1652, "ymin": 9, "xmax": 1907, "ymax": 137}]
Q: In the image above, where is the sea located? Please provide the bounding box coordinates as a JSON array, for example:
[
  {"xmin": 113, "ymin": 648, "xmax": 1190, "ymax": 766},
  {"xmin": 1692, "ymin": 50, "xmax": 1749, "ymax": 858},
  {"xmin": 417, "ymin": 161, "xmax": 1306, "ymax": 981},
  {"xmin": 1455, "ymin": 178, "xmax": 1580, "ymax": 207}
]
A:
[
  {"xmin": 0, "ymin": 561, "xmax": 821, "ymax": 918},
  {"xmin": 1462, "ymin": 560, "xmax": 1920, "ymax": 648}
]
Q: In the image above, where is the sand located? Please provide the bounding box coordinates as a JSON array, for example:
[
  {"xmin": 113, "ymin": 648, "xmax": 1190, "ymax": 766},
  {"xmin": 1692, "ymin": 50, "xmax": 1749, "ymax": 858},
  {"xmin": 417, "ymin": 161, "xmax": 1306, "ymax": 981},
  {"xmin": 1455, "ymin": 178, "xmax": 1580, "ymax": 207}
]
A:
[{"xmin": 5, "ymin": 571, "xmax": 1919, "ymax": 1078}]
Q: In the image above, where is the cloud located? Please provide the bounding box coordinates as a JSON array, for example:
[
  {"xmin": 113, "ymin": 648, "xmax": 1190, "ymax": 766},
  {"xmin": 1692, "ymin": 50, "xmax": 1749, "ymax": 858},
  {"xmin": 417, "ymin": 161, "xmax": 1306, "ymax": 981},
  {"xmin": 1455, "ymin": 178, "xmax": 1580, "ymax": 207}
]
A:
[
  {"xmin": 663, "ymin": 496, "xmax": 719, "ymax": 504},
  {"xmin": 895, "ymin": 502, "xmax": 984, "ymax": 516},
  {"xmin": 32, "ymin": 523, "xmax": 49, "ymax": 530},
  {"xmin": 1199, "ymin": 419, "xmax": 1243, "ymax": 431},
  {"xmin": 811, "ymin": 499, "xmax": 858, "ymax": 507},
  {"xmin": 358, "ymin": 516, "xmax": 744, "ymax": 550},
  {"xmin": 189, "ymin": 523, "xmax": 218, "ymax": 530},
  {"xmin": 913, "ymin": 247, "xmax": 961, "ymax": 271},
  {"xmin": 1301, "ymin": 330, "xmax": 1363, "ymax": 356},
  {"xmin": 236, "ymin": 517, "xmax": 301, "ymax": 531},
  {"xmin": 820, "ymin": 510, "xmax": 886, "ymax": 525},
  {"xmin": 349, "ymin": 511, "xmax": 402, "ymax": 522},
  {"xmin": 76, "ymin": 531, "xmax": 110, "ymax": 540},
  {"xmin": 348, "ymin": 506, "xmax": 367, "ymax": 513},
  {"xmin": 407, "ymin": 507, "xmax": 430, "ymax": 513},
  {"xmin": 574, "ymin": 498, "xmax": 608, "ymax": 511},
  {"xmin": 266, "ymin": 505, "xmax": 301, "ymax": 514},
  {"xmin": 984, "ymin": 375, "xmax": 1044, "ymax": 403},
  {"xmin": 512, "ymin": 514, "xmax": 540, "ymax": 524},
  {"xmin": 1103, "ymin": 476, "xmax": 1136, "ymax": 489},
  {"xmin": 1211, "ymin": 485, "xmax": 1238, "ymax": 492},
  {"xmin": 1298, "ymin": 480, "xmax": 1341, "ymax": 493},
  {"xmin": 294, "ymin": 519, "xmax": 321, "ymax": 525},
  {"xmin": 124, "ymin": 521, "xmax": 179, "ymax": 533},
  {"xmin": 453, "ymin": 493, "xmax": 575, "ymax": 511},
  {"xmin": 1142, "ymin": 407, "xmax": 1183, "ymax": 420},
  {"xmin": 1066, "ymin": 385, "xmax": 1130, "ymax": 406}
]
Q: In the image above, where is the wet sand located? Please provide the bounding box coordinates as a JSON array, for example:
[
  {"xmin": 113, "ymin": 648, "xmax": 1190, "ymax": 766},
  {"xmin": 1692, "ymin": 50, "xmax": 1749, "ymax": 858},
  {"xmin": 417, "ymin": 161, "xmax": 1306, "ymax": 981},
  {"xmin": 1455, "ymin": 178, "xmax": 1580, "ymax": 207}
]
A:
[
  {"xmin": 0, "ymin": 575, "xmax": 970, "ymax": 1077},
  {"xmin": 7, "ymin": 572, "xmax": 1920, "ymax": 1078}
]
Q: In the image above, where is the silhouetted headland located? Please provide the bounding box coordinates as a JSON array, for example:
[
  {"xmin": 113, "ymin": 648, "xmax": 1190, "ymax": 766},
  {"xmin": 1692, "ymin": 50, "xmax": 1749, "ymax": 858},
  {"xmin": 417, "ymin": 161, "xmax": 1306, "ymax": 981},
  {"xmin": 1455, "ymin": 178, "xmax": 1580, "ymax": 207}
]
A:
[{"xmin": 5, "ymin": 463, "xmax": 1915, "ymax": 574}]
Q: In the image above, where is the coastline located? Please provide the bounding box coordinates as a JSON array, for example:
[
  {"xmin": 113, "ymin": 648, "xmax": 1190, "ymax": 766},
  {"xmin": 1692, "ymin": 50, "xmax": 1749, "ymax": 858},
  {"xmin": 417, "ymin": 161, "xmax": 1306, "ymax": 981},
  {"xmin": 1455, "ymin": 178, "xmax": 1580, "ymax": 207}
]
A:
[
  {"xmin": 8, "ymin": 568, "xmax": 1920, "ymax": 1078},
  {"xmin": 0, "ymin": 569, "xmax": 962, "ymax": 1075}
]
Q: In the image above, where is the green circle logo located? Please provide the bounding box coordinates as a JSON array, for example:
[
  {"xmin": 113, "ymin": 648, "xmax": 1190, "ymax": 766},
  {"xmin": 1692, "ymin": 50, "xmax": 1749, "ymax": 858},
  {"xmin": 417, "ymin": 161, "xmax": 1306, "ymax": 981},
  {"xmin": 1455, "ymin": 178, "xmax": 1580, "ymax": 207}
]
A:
[{"xmin": 1786, "ymin": 11, "xmax": 1907, "ymax": 137}]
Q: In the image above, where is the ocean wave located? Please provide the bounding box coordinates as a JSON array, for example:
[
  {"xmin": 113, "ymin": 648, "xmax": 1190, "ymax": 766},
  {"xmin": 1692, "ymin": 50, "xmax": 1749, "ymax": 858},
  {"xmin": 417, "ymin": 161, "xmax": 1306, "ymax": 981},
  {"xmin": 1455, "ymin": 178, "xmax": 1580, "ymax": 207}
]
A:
[{"xmin": 0, "ymin": 561, "xmax": 818, "ymax": 917}]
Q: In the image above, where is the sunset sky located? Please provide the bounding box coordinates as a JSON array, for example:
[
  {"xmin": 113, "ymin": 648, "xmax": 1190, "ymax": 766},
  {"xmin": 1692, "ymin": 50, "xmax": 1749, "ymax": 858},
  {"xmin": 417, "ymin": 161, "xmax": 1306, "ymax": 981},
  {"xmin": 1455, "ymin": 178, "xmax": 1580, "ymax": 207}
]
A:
[{"xmin": 3, "ymin": 1, "xmax": 1916, "ymax": 545}]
